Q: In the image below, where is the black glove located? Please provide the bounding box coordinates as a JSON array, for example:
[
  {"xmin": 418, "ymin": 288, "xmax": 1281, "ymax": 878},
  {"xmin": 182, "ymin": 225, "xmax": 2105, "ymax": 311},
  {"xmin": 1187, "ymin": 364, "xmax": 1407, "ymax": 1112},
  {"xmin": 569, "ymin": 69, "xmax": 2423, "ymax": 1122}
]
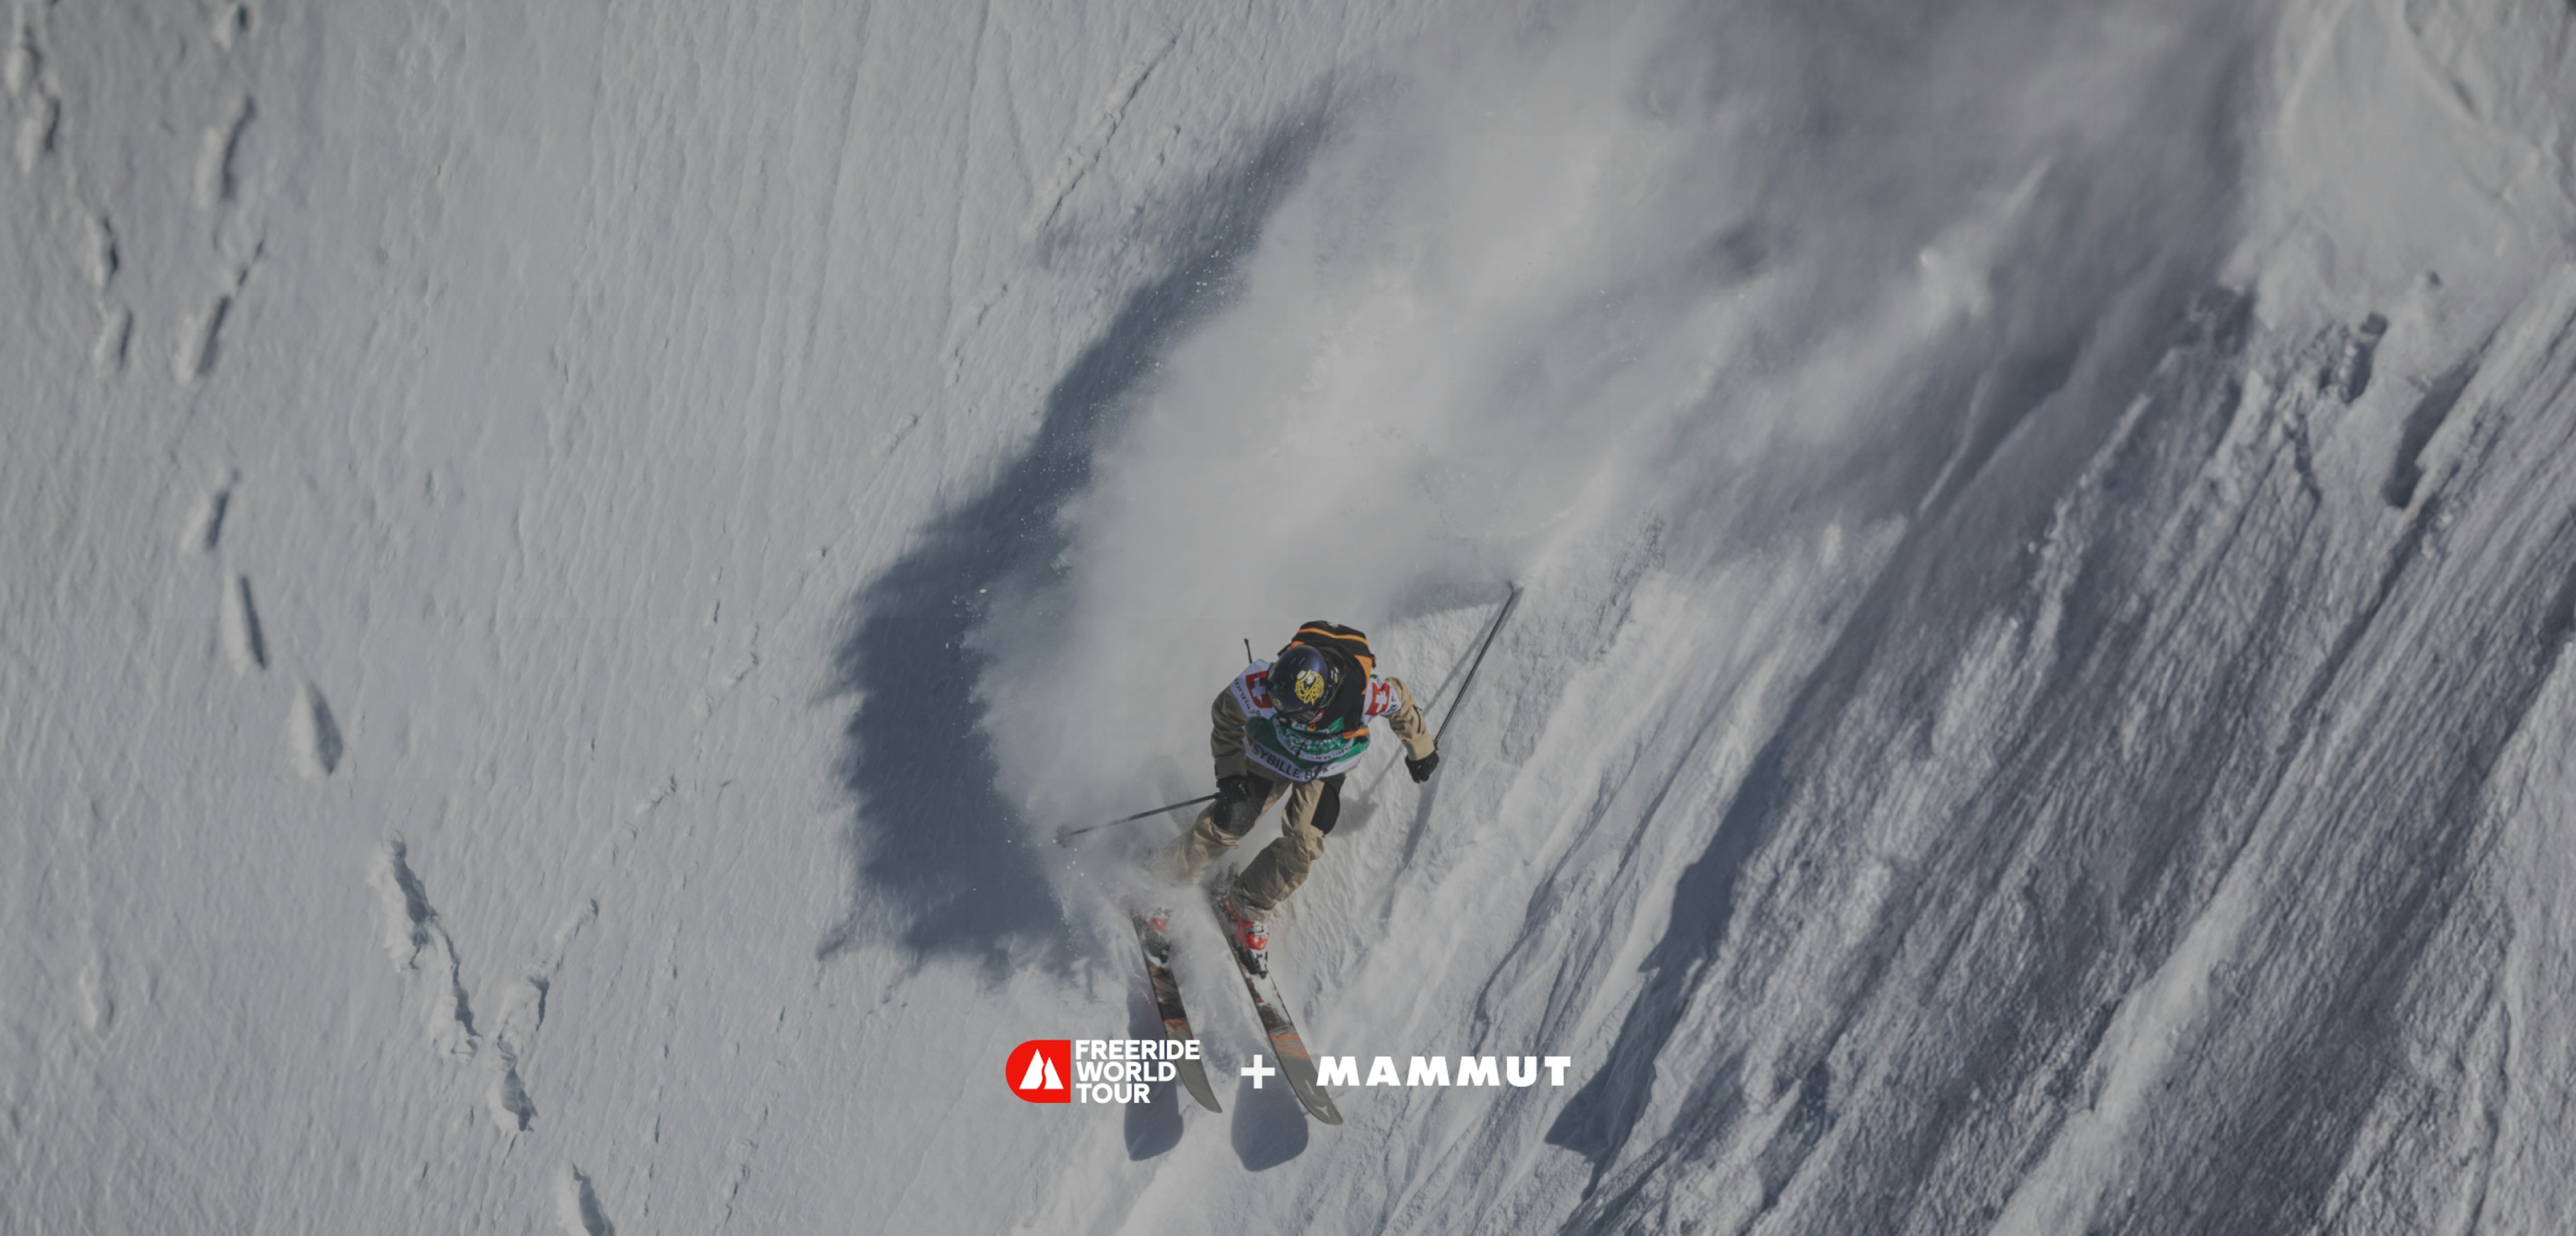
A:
[
  {"xmin": 1405, "ymin": 750, "xmax": 1440, "ymax": 784},
  {"xmin": 1210, "ymin": 773, "xmax": 1266, "ymax": 840}
]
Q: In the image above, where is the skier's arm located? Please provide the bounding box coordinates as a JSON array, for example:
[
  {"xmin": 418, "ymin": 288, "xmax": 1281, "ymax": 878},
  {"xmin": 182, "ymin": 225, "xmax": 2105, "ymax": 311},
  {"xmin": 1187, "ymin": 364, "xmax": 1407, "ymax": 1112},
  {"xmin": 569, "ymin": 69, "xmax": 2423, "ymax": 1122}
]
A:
[
  {"xmin": 1377, "ymin": 677, "xmax": 1435, "ymax": 758},
  {"xmin": 1211, "ymin": 685, "xmax": 1252, "ymax": 781},
  {"xmin": 1379, "ymin": 678, "xmax": 1438, "ymax": 782}
]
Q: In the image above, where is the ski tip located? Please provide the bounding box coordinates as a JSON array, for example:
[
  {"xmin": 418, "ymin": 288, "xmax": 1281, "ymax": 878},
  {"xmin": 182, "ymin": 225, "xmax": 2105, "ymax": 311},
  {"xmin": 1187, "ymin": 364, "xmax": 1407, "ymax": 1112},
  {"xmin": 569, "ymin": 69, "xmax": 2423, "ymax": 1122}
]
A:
[
  {"xmin": 1280, "ymin": 1059, "xmax": 1342, "ymax": 1123},
  {"xmin": 1292, "ymin": 1082, "xmax": 1343, "ymax": 1124},
  {"xmin": 1184, "ymin": 1071, "xmax": 1223, "ymax": 1113}
]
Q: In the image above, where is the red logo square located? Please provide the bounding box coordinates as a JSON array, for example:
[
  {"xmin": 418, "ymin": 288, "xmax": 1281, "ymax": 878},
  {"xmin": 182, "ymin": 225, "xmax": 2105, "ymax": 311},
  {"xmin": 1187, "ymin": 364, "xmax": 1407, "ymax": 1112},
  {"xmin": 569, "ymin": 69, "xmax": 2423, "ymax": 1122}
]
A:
[{"xmin": 1006, "ymin": 1039, "xmax": 1072, "ymax": 1103}]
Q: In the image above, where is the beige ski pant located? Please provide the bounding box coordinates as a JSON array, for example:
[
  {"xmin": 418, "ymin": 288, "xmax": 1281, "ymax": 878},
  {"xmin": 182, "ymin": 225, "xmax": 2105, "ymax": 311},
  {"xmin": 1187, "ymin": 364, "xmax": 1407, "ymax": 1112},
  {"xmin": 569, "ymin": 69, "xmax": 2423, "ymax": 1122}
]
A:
[{"xmin": 1160, "ymin": 676, "xmax": 1433, "ymax": 912}]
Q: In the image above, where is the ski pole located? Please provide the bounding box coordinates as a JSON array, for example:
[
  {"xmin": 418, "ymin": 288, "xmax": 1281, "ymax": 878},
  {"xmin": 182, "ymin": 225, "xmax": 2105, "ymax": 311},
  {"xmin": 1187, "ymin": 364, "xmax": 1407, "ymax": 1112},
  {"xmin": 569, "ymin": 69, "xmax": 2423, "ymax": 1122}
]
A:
[
  {"xmin": 1053, "ymin": 793, "xmax": 1218, "ymax": 846},
  {"xmin": 1434, "ymin": 583, "xmax": 1521, "ymax": 749}
]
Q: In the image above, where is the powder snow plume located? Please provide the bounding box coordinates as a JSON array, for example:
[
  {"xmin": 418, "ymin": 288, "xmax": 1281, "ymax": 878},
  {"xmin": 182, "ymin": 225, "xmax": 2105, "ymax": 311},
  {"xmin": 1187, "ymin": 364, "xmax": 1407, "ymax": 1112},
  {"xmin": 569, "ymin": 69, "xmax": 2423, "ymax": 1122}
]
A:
[{"xmin": 977, "ymin": 0, "xmax": 2258, "ymax": 839}]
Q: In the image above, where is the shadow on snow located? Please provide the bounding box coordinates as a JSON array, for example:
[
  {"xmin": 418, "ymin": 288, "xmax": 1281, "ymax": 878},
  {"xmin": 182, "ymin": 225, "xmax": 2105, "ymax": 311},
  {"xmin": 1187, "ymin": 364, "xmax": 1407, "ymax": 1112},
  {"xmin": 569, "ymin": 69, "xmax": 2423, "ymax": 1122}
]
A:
[{"xmin": 819, "ymin": 104, "xmax": 1338, "ymax": 971}]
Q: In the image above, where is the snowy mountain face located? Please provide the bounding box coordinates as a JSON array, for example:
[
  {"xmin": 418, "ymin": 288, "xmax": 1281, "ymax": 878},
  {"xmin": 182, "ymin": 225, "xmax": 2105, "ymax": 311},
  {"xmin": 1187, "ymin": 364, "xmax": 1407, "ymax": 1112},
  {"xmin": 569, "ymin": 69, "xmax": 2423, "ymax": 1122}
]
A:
[{"xmin": 8, "ymin": 0, "xmax": 2576, "ymax": 1232}]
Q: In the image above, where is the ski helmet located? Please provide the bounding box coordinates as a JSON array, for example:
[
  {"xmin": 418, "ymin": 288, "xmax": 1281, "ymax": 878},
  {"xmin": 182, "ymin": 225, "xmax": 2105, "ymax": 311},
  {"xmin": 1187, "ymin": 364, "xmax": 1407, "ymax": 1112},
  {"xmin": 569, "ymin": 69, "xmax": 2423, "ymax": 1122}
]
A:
[{"xmin": 1267, "ymin": 644, "xmax": 1343, "ymax": 722}]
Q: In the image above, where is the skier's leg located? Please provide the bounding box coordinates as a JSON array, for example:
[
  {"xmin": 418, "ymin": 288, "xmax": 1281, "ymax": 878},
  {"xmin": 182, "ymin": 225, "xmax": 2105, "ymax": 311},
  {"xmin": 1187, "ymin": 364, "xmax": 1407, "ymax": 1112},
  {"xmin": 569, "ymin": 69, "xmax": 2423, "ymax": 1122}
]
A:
[
  {"xmin": 1231, "ymin": 775, "xmax": 1344, "ymax": 912},
  {"xmin": 1158, "ymin": 775, "xmax": 1282, "ymax": 882}
]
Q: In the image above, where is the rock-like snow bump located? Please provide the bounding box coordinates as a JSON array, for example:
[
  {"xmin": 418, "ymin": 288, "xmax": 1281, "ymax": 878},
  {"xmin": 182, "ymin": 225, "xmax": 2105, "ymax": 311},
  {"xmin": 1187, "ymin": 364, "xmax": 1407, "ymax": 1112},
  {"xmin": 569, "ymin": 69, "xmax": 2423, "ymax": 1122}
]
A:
[
  {"xmin": 221, "ymin": 573, "xmax": 264, "ymax": 674},
  {"xmin": 554, "ymin": 1163, "xmax": 616, "ymax": 1236}
]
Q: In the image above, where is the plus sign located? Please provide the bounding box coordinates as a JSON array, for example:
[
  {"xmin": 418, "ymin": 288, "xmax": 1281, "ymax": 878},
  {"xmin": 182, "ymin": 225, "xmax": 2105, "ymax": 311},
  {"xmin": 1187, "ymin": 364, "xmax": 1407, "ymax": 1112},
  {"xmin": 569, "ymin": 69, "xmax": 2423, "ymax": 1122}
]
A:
[{"xmin": 1240, "ymin": 1054, "xmax": 1278, "ymax": 1089}]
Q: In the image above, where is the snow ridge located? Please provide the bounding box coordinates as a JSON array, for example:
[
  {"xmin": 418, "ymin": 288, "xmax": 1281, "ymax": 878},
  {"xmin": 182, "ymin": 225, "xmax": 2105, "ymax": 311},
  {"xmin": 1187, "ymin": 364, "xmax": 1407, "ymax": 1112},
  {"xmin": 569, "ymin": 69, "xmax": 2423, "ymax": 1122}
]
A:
[{"xmin": 1021, "ymin": 35, "xmax": 1174, "ymax": 240}]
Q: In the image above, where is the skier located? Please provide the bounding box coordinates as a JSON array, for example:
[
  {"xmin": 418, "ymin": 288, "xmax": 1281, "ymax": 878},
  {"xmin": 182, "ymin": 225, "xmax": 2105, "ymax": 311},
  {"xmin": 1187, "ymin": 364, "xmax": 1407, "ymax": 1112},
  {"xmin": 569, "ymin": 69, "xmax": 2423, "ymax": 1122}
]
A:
[{"xmin": 1162, "ymin": 621, "xmax": 1438, "ymax": 971}]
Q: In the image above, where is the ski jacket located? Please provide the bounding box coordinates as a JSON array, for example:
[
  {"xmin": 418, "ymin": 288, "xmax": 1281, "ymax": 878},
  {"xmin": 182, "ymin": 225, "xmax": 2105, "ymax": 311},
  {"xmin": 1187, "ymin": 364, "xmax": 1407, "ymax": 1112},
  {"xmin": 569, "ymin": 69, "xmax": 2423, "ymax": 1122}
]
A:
[{"xmin": 1210, "ymin": 622, "xmax": 1434, "ymax": 783}]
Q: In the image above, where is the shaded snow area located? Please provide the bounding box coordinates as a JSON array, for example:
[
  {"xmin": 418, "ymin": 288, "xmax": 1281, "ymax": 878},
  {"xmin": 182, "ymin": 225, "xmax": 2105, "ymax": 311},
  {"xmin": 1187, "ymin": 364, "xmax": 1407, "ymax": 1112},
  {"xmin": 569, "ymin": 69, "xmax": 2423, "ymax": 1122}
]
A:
[{"xmin": 6, "ymin": 0, "xmax": 2576, "ymax": 1231}]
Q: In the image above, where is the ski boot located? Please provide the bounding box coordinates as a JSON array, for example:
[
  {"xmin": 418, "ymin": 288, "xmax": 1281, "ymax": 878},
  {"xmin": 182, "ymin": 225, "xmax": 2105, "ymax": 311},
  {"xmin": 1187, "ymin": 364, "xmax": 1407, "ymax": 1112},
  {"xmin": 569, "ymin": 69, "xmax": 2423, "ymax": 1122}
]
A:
[
  {"xmin": 1214, "ymin": 883, "xmax": 1270, "ymax": 977},
  {"xmin": 1135, "ymin": 908, "xmax": 1176, "ymax": 964}
]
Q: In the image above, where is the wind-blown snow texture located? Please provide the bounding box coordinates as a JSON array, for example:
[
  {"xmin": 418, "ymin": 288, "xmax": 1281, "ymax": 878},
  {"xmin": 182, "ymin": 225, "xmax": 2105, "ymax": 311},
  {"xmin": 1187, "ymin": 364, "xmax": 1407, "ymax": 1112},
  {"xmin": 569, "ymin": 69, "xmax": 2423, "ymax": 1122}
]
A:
[{"xmin": 6, "ymin": 0, "xmax": 2575, "ymax": 1232}]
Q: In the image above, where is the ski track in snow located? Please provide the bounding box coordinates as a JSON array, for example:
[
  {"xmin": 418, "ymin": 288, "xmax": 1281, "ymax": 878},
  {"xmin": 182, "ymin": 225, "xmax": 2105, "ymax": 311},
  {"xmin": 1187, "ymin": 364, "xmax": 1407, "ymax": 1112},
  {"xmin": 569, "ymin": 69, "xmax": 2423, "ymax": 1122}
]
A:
[{"xmin": 1019, "ymin": 34, "xmax": 1174, "ymax": 241}]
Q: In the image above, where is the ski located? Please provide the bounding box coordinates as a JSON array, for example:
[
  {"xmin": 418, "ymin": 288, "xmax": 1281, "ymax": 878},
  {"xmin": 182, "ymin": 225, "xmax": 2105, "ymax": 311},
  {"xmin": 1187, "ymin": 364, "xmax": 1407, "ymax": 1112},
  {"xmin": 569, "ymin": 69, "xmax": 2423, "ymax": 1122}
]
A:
[
  {"xmin": 1131, "ymin": 910, "xmax": 1223, "ymax": 1113},
  {"xmin": 1209, "ymin": 893, "xmax": 1344, "ymax": 1125}
]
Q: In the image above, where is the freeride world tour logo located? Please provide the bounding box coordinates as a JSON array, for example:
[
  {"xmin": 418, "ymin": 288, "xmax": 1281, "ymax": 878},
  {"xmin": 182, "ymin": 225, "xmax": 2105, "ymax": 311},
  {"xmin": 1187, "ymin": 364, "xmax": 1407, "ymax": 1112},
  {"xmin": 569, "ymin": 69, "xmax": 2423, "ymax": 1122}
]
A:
[{"xmin": 1007, "ymin": 1039, "xmax": 1199, "ymax": 1105}]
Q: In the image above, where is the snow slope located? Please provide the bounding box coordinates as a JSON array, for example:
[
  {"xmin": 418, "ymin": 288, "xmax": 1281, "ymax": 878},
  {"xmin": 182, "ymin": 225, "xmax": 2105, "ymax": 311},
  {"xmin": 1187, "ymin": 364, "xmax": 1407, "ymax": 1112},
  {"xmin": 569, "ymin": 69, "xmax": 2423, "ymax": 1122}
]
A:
[{"xmin": 7, "ymin": 0, "xmax": 2576, "ymax": 1233}]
